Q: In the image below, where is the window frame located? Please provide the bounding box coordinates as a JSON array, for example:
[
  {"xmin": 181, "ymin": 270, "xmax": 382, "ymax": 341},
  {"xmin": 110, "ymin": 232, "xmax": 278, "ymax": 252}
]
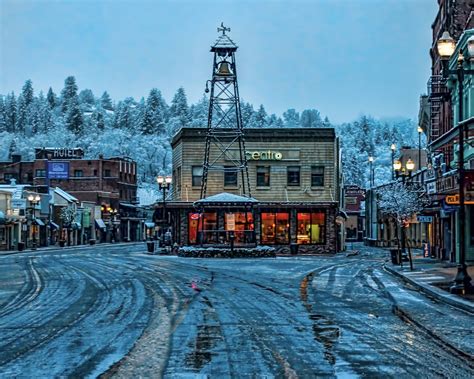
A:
[
  {"xmin": 74, "ymin": 169, "xmax": 84, "ymax": 178},
  {"xmin": 256, "ymin": 166, "xmax": 270, "ymax": 187},
  {"xmin": 296, "ymin": 211, "xmax": 326, "ymax": 245},
  {"xmin": 224, "ymin": 166, "xmax": 238, "ymax": 187},
  {"xmin": 311, "ymin": 166, "xmax": 325, "ymax": 187},
  {"xmin": 287, "ymin": 166, "xmax": 301, "ymax": 187},
  {"xmin": 192, "ymin": 166, "xmax": 203, "ymax": 187}
]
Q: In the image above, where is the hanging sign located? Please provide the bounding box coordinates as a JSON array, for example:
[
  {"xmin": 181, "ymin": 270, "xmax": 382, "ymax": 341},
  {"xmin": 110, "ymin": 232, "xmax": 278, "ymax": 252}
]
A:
[
  {"xmin": 11, "ymin": 199, "xmax": 26, "ymax": 210},
  {"xmin": 416, "ymin": 215, "xmax": 433, "ymax": 223}
]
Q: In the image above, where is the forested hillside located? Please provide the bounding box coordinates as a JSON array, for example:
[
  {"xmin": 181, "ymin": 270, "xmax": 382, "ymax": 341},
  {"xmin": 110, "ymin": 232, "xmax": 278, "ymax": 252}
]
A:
[{"xmin": 0, "ymin": 77, "xmax": 422, "ymax": 202}]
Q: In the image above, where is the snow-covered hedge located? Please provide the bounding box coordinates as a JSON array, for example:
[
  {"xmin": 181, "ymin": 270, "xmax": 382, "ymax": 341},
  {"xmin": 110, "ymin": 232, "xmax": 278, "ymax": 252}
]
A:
[{"xmin": 178, "ymin": 245, "xmax": 276, "ymax": 258}]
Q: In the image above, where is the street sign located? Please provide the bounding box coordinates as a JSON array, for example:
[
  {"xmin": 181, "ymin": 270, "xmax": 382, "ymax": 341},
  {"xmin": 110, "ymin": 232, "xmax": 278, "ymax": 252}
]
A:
[
  {"xmin": 11, "ymin": 199, "xmax": 26, "ymax": 210},
  {"xmin": 417, "ymin": 215, "xmax": 433, "ymax": 223}
]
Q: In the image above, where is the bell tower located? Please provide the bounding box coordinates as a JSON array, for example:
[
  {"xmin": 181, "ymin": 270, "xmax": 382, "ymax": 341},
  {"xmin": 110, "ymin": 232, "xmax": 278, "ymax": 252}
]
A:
[{"xmin": 200, "ymin": 23, "xmax": 251, "ymax": 199}]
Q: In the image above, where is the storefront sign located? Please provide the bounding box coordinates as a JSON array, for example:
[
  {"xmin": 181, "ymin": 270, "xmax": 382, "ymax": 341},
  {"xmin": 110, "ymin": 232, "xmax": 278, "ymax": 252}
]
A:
[
  {"xmin": 245, "ymin": 151, "xmax": 282, "ymax": 161},
  {"xmin": 445, "ymin": 193, "xmax": 474, "ymax": 205},
  {"xmin": 226, "ymin": 213, "xmax": 235, "ymax": 231},
  {"xmin": 11, "ymin": 199, "xmax": 26, "ymax": 209},
  {"xmin": 47, "ymin": 161, "xmax": 69, "ymax": 179},
  {"xmin": 416, "ymin": 215, "xmax": 433, "ymax": 223},
  {"xmin": 426, "ymin": 181, "xmax": 436, "ymax": 195}
]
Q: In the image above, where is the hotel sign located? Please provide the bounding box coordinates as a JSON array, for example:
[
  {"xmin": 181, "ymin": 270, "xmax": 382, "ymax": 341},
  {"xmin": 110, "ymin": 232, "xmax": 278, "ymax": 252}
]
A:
[
  {"xmin": 245, "ymin": 150, "xmax": 282, "ymax": 161},
  {"xmin": 47, "ymin": 161, "xmax": 70, "ymax": 179}
]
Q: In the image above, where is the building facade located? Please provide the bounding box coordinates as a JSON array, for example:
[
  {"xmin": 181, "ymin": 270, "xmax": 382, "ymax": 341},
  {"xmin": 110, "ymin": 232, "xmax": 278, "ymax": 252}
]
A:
[{"xmin": 162, "ymin": 127, "xmax": 343, "ymax": 254}]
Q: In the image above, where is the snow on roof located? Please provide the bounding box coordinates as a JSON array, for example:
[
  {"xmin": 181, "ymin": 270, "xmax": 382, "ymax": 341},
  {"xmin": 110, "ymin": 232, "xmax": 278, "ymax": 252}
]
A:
[
  {"xmin": 194, "ymin": 192, "xmax": 258, "ymax": 205},
  {"xmin": 53, "ymin": 187, "xmax": 78, "ymax": 203},
  {"xmin": 212, "ymin": 34, "xmax": 237, "ymax": 49}
]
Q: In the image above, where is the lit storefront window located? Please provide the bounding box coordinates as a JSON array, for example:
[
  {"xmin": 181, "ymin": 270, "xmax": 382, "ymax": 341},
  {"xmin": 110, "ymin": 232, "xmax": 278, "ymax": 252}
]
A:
[
  {"xmin": 225, "ymin": 212, "xmax": 254, "ymax": 244},
  {"xmin": 297, "ymin": 212, "xmax": 325, "ymax": 244},
  {"xmin": 188, "ymin": 212, "xmax": 218, "ymax": 244},
  {"xmin": 261, "ymin": 212, "xmax": 290, "ymax": 244}
]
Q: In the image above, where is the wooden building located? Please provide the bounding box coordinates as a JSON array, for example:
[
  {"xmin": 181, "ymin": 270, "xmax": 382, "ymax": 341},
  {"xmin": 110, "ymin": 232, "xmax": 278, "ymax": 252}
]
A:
[{"xmin": 163, "ymin": 127, "xmax": 343, "ymax": 254}]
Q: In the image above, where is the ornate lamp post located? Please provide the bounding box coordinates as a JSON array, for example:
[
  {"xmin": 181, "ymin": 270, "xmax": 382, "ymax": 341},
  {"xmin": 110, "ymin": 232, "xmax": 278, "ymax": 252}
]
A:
[
  {"xmin": 27, "ymin": 194, "xmax": 41, "ymax": 250},
  {"xmin": 393, "ymin": 158, "xmax": 415, "ymax": 183},
  {"xmin": 391, "ymin": 144, "xmax": 396, "ymax": 180},
  {"xmin": 157, "ymin": 175, "xmax": 172, "ymax": 229},
  {"xmin": 437, "ymin": 31, "xmax": 474, "ymax": 294},
  {"xmin": 417, "ymin": 126, "xmax": 423, "ymax": 171}
]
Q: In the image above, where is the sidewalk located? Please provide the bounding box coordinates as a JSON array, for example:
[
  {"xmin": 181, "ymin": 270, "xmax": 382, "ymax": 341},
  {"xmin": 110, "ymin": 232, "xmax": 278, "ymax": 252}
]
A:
[
  {"xmin": 383, "ymin": 248, "xmax": 474, "ymax": 313},
  {"xmin": 0, "ymin": 241, "xmax": 145, "ymax": 256}
]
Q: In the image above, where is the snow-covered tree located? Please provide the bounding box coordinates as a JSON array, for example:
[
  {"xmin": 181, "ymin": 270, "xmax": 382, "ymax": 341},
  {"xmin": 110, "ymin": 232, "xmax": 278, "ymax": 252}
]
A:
[
  {"xmin": 254, "ymin": 105, "xmax": 268, "ymax": 128},
  {"xmin": 47, "ymin": 87, "xmax": 57, "ymax": 109},
  {"xmin": 169, "ymin": 87, "xmax": 190, "ymax": 131},
  {"xmin": 4, "ymin": 92, "xmax": 17, "ymax": 133},
  {"xmin": 283, "ymin": 108, "xmax": 300, "ymax": 128},
  {"xmin": 300, "ymin": 109, "xmax": 322, "ymax": 128},
  {"xmin": 100, "ymin": 91, "xmax": 114, "ymax": 111},
  {"xmin": 65, "ymin": 96, "xmax": 83, "ymax": 134},
  {"xmin": 61, "ymin": 76, "xmax": 79, "ymax": 114}
]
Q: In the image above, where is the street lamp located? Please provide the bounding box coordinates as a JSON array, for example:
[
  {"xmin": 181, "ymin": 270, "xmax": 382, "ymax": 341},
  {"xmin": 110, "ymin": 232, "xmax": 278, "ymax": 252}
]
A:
[
  {"xmin": 417, "ymin": 126, "xmax": 423, "ymax": 171},
  {"xmin": 157, "ymin": 175, "xmax": 172, "ymax": 229},
  {"xmin": 27, "ymin": 194, "xmax": 41, "ymax": 250},
  {"xmin": 437, "ymin": 31, "xmax": 474, "ymax": 294},
  {"xmin": 391, "ymin": 144, "xmax": 396, "ymax": 180},
  {"xmin": 393, "ymin": 158, "xmax": 414, "ymax": 183},
  {"xmin": 368, "ymin": 156, "xmax": 374, "ymax": 187}
]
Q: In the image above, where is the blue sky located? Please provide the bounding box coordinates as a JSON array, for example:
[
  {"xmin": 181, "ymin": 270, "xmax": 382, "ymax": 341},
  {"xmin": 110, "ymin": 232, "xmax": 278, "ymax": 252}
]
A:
[{"xmin": 0, "ymin": 0, "xmax": 437, "ymax": 124}]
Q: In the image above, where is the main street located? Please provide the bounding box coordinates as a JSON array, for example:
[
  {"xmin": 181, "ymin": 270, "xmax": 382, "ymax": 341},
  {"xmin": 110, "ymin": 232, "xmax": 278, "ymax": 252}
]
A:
[{"xmin": 0, "ymin": 244, "xmax": 472, "ymax": 378}]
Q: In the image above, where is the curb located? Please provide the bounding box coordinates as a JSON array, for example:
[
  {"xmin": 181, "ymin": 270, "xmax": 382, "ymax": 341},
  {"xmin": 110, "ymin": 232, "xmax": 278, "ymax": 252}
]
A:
[
  {"xmin": 0, "ymin": 242, "xmax": 146, "ymax": 257},
  {"xmin": 383, "ymin": 263, "xmax": 474, "ymax": 314}
]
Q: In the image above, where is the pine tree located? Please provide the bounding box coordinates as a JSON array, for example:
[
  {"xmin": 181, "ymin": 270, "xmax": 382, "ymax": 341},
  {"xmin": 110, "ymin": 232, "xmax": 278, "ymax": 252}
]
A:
[
  {"xmin": 4, "ymin": 92, "xmax": 17, "ymax": 133},
  {"xmin": 101, "ymin": 91, "xmax": 113, "ymax": 111},
  {"xmin": 47, "ymin": 87, "xmax": 57, "ymax": 109},
  {"xmin": 254, "ymin": 105, "xmax": 268, "ymax": 128},
  {"xmin": 170, "ymin": 87, "xmax": 190, "ymax": 129},
  {"xmin": 61, "ymin": 76, "xmax": 79, "ymax": 114},
  {"xmin": 0, "ymin": 96, "xmax": 6, "ymax": 132},
  {"xmin": 283, "ymin": 108, "xmax": 300, "ymax": 128},
  {"xmin": 300, "ymin": 109, "xmax": 322, "ymax": 128},
  {"xmin": 140, "ymin": 89, "xmax": 168, "ymax": 134},
  {"xmin": 66, "ymin": 96, "xmax": 84, "ymax": 133},
  {"xmin": 79, "ymin": 89, "xmax": 95, "ymax": 108}
]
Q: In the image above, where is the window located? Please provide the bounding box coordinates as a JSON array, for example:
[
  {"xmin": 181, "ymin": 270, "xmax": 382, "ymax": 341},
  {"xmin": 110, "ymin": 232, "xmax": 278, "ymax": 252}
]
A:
[
  {"xmin": 192, "ymin": 166, "xmax": 203, "ymax": 187},
  {"xmin": 311, "ymin": 166, "xmax": 324, "ymax": 187},
  {"xmin": 225, "ymin": 212, "xmax": 254, "ymax": 244},
  {"xmin": 93, "ymin": 169, "xmax": 98, "ymax": 176},
  {"xmin": 74, "ymin": 170, "xmax": 83, "ymax": 177},
  {"xmin": 261, "ymin": 212, "xmax": 290, "ymax": 244},
  {"xmin": 188, "ymin": 212, "xmax": 217, "ymax": 244},
  {"xmin": 287, "ymin": 166, "xmax": 300, "ymax": 186},
  {"xmin": 297, "ymin": 212, "xmax": 325, "ymax": 244},
  {"xmin": 224, "ymin": 167, "xmax": 238, "ymax": 187},
  {"xmin": 256, "ymin": 166, "xmax": 270, "ymax": 187},
  {"xmin": 104, "ymin": 169, "xmax": 111, "ymax": 177},
  {"xmin": 3, "ymin": 173, "xmax": 16, "ymax": 182},
  {"xmin": 35, "ymin": 169, "xmax": 46, "ymax": 178}
]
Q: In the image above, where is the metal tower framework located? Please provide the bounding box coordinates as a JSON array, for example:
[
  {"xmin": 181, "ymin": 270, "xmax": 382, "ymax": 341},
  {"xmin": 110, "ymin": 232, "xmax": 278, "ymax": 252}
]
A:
[{"xmin": 200, "ymin": 23, "xmax": 251, "ymax": 199}]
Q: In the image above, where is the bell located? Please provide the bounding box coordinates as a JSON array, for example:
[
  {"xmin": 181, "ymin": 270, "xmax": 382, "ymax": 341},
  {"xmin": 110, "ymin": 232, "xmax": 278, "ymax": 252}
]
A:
[{"xmin": 217, "ymin": 61, "xmax": 232, "ymax": 76}]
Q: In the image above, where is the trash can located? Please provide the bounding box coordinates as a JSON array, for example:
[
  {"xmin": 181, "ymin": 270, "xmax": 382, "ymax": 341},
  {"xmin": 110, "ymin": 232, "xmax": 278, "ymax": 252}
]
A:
[
  {"xmin": 389, "ymin": 249, "xmax": 398, "ymax": 264},
  {"xmin": 290, "ymin": 243, "xmax": 298, "ymax": 255},
  {"xmin": 17, "ymin": 242, "xmax": 25, "ymax": 251},
  {"xmin": 147, "ymin": 241, "xmax": 155, "ymax": 254}
]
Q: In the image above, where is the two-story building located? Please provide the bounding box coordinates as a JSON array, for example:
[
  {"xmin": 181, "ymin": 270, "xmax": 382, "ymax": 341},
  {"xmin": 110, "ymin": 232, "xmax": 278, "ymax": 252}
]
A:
[{"xmin": 162, "ymin": 127, "xmax": 343, "ymax": 254}]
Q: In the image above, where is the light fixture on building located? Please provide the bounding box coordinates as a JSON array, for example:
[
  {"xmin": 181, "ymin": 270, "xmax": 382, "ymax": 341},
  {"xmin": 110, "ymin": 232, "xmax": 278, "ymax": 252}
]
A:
[{"xmin": 437, "ymin": 31, "xmax": 456, "ymax": 58}]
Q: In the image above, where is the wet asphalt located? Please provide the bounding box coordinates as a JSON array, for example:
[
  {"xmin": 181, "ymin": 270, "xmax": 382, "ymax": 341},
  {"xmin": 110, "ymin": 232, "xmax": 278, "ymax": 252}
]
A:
[{"xmin": 0, "ymin": 243, "xmax": 472, "ymax": 378}]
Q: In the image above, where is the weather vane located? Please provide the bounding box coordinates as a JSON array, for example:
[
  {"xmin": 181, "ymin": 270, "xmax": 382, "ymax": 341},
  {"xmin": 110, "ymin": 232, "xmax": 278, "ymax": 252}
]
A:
[{"xmin": 217, "ymin": 22, "xmax": 231, "ymax": 35}]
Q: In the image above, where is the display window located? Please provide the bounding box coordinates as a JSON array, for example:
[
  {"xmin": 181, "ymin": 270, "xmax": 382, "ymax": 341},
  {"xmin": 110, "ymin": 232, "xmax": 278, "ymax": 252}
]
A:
[
  {"xmin": 261, "ymin": 212, "xmax": 290, "ymax": 244},
  {"xmin": 297, "ymin": 211, "xmax": 325, "ymax": 244},
  {"xmin": 225, "ymin": 212, "xmax": 254, "ymax": 244},
  {"xmin": 188, "ymin": 212, "xmax": 218, "ymax": 244}
]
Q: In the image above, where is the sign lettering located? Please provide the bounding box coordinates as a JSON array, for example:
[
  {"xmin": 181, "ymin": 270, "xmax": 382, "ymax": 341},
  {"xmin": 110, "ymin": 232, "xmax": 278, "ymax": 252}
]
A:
[{"xmin": 245, "ymin": 150, "xmax": 283, "ymax": 161}]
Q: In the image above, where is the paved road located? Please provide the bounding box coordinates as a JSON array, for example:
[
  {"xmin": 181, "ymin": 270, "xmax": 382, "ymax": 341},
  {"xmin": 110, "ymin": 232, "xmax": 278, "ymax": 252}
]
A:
[{"xmin": 0, "ymin": 244, "xmax": 472, "ymax": 378}]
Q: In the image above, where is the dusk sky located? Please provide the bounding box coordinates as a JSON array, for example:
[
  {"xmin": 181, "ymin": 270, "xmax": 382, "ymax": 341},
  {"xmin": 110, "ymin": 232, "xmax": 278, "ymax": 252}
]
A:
[{"xmin": 1, "ymin": 0, "xmax": 437, "ymax": 124}]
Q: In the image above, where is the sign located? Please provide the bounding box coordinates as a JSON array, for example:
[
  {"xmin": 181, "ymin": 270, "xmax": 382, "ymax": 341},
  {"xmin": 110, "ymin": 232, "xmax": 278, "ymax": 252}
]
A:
[
  {"xmin": 47, "ymin": 161, "xmax": 69, "ymax": 179},
  {"xmin": 35, "ymin": 148, "xmax": 84, "ymax": 160},
  {"xmin": 423, "ymin": 243, "xmax": 430, "ymax": 258},
  {"xmin": 417, "ymin": 215, "xmax": 433, "ymax": 223},
  {"xmin": 190, "ymin": 213, "xmax": 200, "ymax": 220},
  {"xmin": 445, "ymin": 193, "xmax": 474, "ymax": 205},
  {"xmin": 11, "ymin": 199, "xmax": 26, "ymax": 210},
  {"xmin": 226, "ymin": 213, "xmax": 235, "ymax": 231},
  {"xmin": 426, "ymin": 181, "xmax": 436, "ymax": 195},
  {"xmin": 245, "ymin": 150, "xmax": 282, "ymax": 161}
]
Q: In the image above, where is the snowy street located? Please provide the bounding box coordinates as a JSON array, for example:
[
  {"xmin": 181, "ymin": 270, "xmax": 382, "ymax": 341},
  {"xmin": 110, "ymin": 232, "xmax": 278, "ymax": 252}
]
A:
[{"xmin": 0, "ymin": 244, "xmax": 473, "ymax": 378}]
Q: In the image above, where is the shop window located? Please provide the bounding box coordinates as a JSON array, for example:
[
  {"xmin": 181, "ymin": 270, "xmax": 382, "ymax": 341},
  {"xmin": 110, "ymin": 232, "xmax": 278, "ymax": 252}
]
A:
[
  {"xmin": 311, "ymin": 166, "xmax": 324, "ymax": 187},
  {"xmin": 225, "ymin": 212, "xmax": 254, "ymax": 244},
  {"xmin": 297, "ymin": 212, "xmax": 325, "ymax": 244},
  {"xmin": 3, "ymin": 173, "xmax": 16, "ymax": 182},
  {"xmin": 224, "ymin": 167, "xmax": 238, "ymax": 187},
  {"xmin": 35, "ymin": 169, "xmax": 46, "ymax": 178},
  {"xmin": 261, "ymin": 212, "xmax": 290, "ymax": 244},
  {"xmin": 74, "ymin": 170, "xmax": 83, "ymax": 177},
  {"xmin": 188, "ymin": 212, "xmax": 218, "ymax": 244},
  {"xmin": 257, "ymin": 166, "xmax": 270, "ymax": 187},
  {"xmin": 104, "ymin": 169, "xmax": 111, "ymax": 177},
  {"xmin": 192, "ymin": 166, "xmax": 203, "ymax": 187},
  {"xmin": 287, "ymin": 166, "xmax": 300, "ymax": 186}
]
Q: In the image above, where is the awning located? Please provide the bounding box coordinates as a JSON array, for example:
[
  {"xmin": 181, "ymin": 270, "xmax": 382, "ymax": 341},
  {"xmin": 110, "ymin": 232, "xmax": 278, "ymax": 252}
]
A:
[
  {"xmin": 33, "ymin": 218, "xmax": 45, "ymax": 226},
  {"xmin": 145, "ymin": 222, "xmax": 155, "ymax": 228},
  {"xmin": 49, "ymin": 221, "xmax": 59, "ymax": 229},
  {"xmin": 95, "ymin": 219, "xmax": 107, "ymax": 229}
]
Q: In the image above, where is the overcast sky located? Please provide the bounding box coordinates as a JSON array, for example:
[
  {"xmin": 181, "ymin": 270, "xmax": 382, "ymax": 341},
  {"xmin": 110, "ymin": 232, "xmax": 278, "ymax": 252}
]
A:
[{"xmin": 0, "ymin": 0, "xmax": 437, "ymax": 124}]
